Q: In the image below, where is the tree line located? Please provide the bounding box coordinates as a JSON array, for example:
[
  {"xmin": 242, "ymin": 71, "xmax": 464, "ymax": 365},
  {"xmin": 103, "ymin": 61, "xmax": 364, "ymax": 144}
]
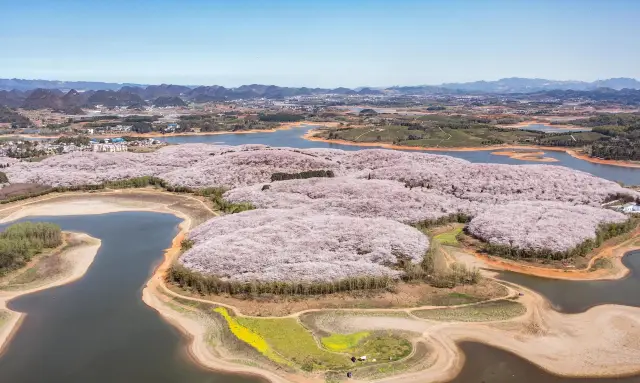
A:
[
  {"xmin": 271, "ymin": 170, "xmax": 335, "ymax": 182},
  {"xmin": 0, "ymin": 222, "xmax": 62, "ymax": 275},
  {"xmin": 480, "ymin": 218, "xmax": 638, "ymax": 260}
]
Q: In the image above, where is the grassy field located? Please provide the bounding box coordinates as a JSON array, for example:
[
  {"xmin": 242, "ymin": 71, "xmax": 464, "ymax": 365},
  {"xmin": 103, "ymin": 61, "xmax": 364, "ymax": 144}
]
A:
[
  {"xmin": 412, "ymin": 300, "xmax": 526, "ymax": 322},
  {"xmin": 213, "ymin": 307, "xmax": 292, "ymax": 366},
  {"xmin": 319, "ymin": 125, "xmax": 543, "ymax": 148},
  {"xmin": 422, "ymin": 292, "xmax": 485, "ymax": 306},
  {"xmin": 321, "ymin": 332, "xmax": 370, "ymax": 352},
  {"xmin": 215, "ymin": 307, "xmax": 412, "ymax": 372},
  {"xmin": 433, "ymin": 227, "xmax": 463, "ymax": 246}
]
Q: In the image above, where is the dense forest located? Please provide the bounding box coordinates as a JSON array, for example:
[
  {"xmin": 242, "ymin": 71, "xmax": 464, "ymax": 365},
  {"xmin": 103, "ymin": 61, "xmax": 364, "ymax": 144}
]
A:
[
  {"xmin": 568, "ymin": 114, "xmax": 640, "ymax": 160},
  {"xmin": 0, "ymin": 222, "xmax": 63, "ymax": 275}
]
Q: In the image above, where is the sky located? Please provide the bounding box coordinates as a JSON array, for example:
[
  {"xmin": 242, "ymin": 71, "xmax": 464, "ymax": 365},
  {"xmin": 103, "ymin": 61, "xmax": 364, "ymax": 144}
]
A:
[{"xmin": 1, "ymin": 0, "xmax": 639, "ymax": 88}]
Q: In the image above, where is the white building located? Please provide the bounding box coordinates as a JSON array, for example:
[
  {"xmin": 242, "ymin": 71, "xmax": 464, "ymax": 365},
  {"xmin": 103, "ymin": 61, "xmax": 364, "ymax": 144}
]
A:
[{"xmin": 92, "ymin": 143, "xmax": 128, "ymax": 153}]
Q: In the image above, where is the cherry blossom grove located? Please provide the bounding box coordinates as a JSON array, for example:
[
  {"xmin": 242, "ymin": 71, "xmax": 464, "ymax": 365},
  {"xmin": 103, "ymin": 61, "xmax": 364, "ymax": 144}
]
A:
[
  {"xmin": 180, "ymin": 208, "xmax": 430, "ymax": 282},
  {"xmin": 4, "ymin": 143, "xmax": 637, "ymax": 273},
  {"xmin": 466, "ymin": 201, "xmax": 629, "ymax": 253},
  {"xmin": 5, "ymin": 144, "xmax": 635, "ymax": 205},
  {"xmin": 224, "ymin": 177, "xmax": 484, "ymax": 223}
]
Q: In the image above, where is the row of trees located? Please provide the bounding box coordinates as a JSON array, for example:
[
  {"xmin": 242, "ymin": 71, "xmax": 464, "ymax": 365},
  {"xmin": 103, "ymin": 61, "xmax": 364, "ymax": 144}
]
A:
[
  {"xmin": 258, "ymin": 113, "xmax": 305, "ymax": 122},
  {"xmin": 481, "ymin": 218, "xmax": 638, "ymax": 260},
  {"xmin": 169, "ymin": 213, "xmax": 481, "ymax": 298},
  {"xmin": 168, "ymin": 263, "xmax": 396, "ymax": 296},
  {"xmin": 0, "ymin": 222, "xmax": 63, "ymax": 275},
  {"xmin": 591, "ymin": 139, "xmax": 640, "ymax": 161},
  {"xmin": 168, "ymin": 235, "xmax": 481, "ymax": 297},
  {"xmin": 271, "ymin": 170, "xmax": 335, "ymax": 182}
]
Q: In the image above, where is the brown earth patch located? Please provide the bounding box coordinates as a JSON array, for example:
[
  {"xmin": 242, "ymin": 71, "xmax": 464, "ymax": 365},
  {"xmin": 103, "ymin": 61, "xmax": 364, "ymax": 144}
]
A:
[{"xmin": 166, "ymin": 279, "xmax": 508, "ymax": 317}]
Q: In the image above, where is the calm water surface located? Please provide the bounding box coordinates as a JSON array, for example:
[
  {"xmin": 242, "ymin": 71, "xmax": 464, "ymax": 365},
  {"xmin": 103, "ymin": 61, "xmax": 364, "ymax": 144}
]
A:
[
  {"xmin": 497, "ymin": 250, "xmax": 640, "ymax": 313},
  {"xmin": 1, "ymin": 202, "xmax": 639, "ymax": 381},
  {"xmin": 450, "ymin": 342, "xmax": 640, "ymax": 383},
  {"xmin": 159, "ymin": 125, "xmax": 640, "ymax": 185},
  {"xmin": 0, "ymin": 212, "xmax": 262, "ymax": 383}
]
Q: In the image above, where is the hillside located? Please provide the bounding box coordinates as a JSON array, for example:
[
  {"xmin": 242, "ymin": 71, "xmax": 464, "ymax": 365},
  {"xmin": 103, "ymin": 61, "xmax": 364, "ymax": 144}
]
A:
[
  {"xmin": 0, "ymin": 90, "xmax": 27, "ymax": 108},
  {"xmin": 0, "ymin": 78, "xmax": 145, "ymax": 91},
  {"xmin": 0, "ymin": 106, "xmax": 31, "ymax": 127},
  {"xmin": 1, "ymin": 77, "xmax": 640, "ymax": 105},
  {"xmin": 152, "ymin": 96, "xmax": 187, "ymax": 107},
  {"xmin": 85, "ymin": 90, "xmax": 147, "ymax": 108},
  {"xmin": 21, "ymin": 89, "xmax": 65, "ymax": 109}
]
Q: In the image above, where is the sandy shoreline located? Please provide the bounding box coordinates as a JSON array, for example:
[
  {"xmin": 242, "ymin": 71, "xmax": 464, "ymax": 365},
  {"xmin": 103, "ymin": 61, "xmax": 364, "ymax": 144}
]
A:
[
  {"xmin": 468, "ymin": 234, "xmax": 637, "ymax": 281},
  {"xmin": 0, "ymin": 232, "xmax": 101, "ymax": 355},
  {"xmin": 2, "ymin": 192, "xmax": 640, "ymax": 381},
  {"xmin": 491, "ymin": 150, "xmax": 559, "ymax": 163}
]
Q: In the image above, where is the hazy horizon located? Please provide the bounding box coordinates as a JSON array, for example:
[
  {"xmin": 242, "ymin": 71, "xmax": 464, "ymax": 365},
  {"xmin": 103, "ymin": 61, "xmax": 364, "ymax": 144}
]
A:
[
  {"xmin": 2, "ymin": 75, "xmax": 640, "ymax": 90},
  {"xmin": 2, "ymin": 0, "xmax": 639, "ymax": 88}
]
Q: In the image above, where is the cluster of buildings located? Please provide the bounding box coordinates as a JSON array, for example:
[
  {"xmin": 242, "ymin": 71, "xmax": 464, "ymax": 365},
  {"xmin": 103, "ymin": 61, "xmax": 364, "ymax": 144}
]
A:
[
  {"xmin": 0, "ymin": 137, "xmax": 164, "ymax": 158},
  {"xmin": 81, "ymin": 125, "xmax": 132, "ymax": 135}
]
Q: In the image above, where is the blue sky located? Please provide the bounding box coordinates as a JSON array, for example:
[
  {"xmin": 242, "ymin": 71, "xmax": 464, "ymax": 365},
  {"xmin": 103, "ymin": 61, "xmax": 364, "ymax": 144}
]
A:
[{"xmin": 1, "ymin": 0, "xmax": 639, "ymax": 87}]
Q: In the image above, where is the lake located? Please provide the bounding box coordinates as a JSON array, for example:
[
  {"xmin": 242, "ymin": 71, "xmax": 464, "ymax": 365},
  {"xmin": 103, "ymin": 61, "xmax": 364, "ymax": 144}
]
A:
[
  {"xmin": 497, "ymin": 250, "xmax": 640, "ymax": 314},
  {"xmin": 450, "ymin": 342, "xmax": 640, "ymax": 383},
  {"xmin": 0, "ymin": 212, "xmax": 639, "ymax": 381},
  {"xmin": 0, "ymin": 212, "xmax": 262, "ymax": 383},
  {"xmin": 159, "ymin": 125, "xmax": 640, "ymax": 185}
]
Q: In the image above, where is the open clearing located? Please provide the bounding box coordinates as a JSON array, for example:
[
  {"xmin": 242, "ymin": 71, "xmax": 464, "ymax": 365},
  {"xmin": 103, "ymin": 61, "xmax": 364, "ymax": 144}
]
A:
[{"xmin": 412, "ymin": 299, "xmax": 527, "ymax": 322}]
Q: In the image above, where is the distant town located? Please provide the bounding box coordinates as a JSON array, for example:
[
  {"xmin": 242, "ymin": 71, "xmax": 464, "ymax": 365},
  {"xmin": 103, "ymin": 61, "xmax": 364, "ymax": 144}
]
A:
[{"xmin": 1, "ymin": 77, "xmax": 640, "ymax": 162}]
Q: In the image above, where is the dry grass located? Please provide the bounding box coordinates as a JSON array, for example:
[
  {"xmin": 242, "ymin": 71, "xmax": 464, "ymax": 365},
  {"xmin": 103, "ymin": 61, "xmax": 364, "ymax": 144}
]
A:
[
  {"xmin": 412, "ymin": 299, "xmax": 527, "ymax": 322},
  {"xmin": 167, "ymin": 278, "xmax": 507, "ymax": 317}
]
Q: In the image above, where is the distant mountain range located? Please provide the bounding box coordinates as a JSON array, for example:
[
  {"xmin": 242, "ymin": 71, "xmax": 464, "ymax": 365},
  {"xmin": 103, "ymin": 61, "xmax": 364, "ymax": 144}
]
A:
[
  {"xmin": 0, "ymin": 84, "xmax": 383, "ymax": 110},
  {"xmin": 1, "ymin": 77, "xmax": 640, "ymax": 110},
  {"xmin": 437, "ymin": 77, "xmax": 640, "ymax": 93},
  {"xmin": 2, "ymin": 76, "xmax": 640, "ymax": 94},
  {"xmin": 0, "ymin": 78, "xmax": 145, "ymax": 92}
]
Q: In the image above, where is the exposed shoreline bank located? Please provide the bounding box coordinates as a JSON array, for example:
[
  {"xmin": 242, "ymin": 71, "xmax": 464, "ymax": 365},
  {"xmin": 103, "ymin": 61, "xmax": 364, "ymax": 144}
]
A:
[
  {"xmin": 0, "ymin": 232, "xmax": 101, "ymax": 355},
  {"xmin": 467, "ymin": 228, "xmax": 639, "ymax": 281},
  {"xmin": 490, "ymin": 150, "xmax": 559, "ymax": 163},
  {"xmin": 1, "ymin": 192, "xmax": 640, "ymax": 381}
]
